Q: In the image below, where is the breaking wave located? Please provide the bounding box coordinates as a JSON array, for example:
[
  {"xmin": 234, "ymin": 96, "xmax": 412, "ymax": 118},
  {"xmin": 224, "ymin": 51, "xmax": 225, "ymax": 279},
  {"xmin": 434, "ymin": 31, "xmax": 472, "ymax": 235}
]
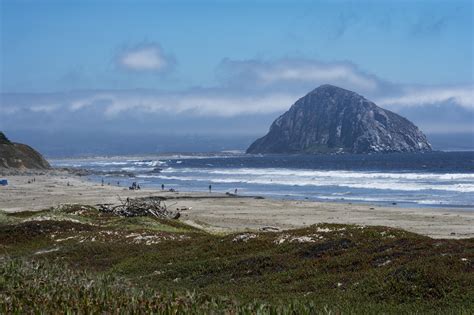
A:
[{"xmin": 50, "ymin": 152, "xmax": 474, "ymax": 208}]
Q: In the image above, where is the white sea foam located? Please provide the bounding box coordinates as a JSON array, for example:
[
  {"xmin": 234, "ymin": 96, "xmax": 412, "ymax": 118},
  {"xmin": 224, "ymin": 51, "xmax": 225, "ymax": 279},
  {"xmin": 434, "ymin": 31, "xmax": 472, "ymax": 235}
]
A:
[
  {"xmin": 157, "ymin": 167, "xmax": 474, "ymax": 193},
  {"xmin": 416, "ymin": 199, "xmax": 450, "ymax": 205},
  {"xmin": 51, "ymin": 158, "xmax": 474, "ymax": 206},
  {"xmin": 90, "ymin": 161, "xmax": 129, "ymax": 166},
  {"xmin": 121, "ymin": 166, "xmax": 154, "ymax": 172},
  {"xmin": 170, "ymin": 168, "xmax": 474, "ymax": 181}
]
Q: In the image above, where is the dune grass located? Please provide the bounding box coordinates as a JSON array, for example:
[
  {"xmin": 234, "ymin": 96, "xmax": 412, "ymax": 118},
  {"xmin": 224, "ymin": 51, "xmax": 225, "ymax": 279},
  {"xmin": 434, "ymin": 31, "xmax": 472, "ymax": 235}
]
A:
[{"xmin": 1, "ymin": 204, "xmax": 473, "ymax": 314}]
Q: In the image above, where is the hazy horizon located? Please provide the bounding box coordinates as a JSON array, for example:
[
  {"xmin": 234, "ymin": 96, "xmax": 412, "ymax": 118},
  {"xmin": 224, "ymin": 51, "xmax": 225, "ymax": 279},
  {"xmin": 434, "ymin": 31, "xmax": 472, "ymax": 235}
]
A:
[{"xmin": 2, "ymin": 129, "xmax": 472, "ymax": 158}]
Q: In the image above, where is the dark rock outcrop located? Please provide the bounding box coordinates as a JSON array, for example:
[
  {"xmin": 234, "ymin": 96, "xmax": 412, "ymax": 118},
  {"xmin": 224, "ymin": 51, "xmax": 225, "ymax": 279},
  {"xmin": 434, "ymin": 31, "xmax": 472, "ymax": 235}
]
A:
[
  {"xmin": 247, "ymin": 85, "xmax": 432, "ymax": 154},
  {"xmin": 0, "ymin": 132, "xmax": 51, "ymax": 169}
]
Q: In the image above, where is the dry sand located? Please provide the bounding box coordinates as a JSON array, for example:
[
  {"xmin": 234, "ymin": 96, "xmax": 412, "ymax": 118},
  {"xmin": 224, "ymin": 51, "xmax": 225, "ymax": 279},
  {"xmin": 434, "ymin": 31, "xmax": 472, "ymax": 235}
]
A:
[{"xmin": 0, "ymin": 173, "xmax": 473, "ymax": 239}]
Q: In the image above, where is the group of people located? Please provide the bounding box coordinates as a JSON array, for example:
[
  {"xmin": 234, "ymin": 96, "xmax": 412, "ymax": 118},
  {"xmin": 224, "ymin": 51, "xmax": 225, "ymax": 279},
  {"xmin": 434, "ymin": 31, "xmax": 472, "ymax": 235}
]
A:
[
  {"xmin": 99, "ymin": 179, "xmax": 236, "ymax": 194},
  {"xmin": 129, "ymin": 182, "xmax": 141, "ymax": 190},
  {"xmin": 160, "ymin": 184, "xmax": 175, "ymax": 192}
]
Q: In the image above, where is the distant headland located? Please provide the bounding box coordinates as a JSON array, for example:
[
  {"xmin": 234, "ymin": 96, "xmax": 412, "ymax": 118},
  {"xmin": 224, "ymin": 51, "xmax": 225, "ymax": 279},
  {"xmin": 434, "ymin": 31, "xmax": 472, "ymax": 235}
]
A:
[{"xmin": 0, "ymin": 131, "xmax": 51, "ymax": 170}]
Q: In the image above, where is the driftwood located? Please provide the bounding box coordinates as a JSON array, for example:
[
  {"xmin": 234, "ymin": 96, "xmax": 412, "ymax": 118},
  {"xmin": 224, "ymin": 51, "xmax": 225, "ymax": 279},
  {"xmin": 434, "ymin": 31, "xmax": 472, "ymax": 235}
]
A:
[
  {"xmin": 98, "ymin": 197, "xmax": 180, "ymax": 219},
  {"xmin": 259, "ymin": 226, "xmax": 280, "ymax": 232}
]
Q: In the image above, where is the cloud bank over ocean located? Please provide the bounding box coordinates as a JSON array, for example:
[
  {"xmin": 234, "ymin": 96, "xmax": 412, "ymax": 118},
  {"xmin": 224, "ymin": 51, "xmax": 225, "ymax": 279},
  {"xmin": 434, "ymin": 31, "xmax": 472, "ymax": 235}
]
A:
[{"xmin": 2, "ymin": 57, "xmax": 472, "ymax": 135}]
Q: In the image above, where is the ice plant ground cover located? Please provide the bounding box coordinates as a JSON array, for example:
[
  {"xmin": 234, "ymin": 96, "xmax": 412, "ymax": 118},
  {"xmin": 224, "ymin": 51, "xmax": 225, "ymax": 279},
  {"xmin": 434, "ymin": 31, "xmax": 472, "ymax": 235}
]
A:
[{"xmin": 0, "ymin": 204, "xmax": 473, "ymax": 314}]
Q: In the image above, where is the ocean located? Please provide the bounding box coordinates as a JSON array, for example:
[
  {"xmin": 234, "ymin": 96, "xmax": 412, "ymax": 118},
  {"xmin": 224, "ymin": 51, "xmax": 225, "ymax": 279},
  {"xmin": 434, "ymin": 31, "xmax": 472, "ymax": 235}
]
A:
[{"xmin": 51, "ymin": 151, "xmax": 474, "ymax": 209}]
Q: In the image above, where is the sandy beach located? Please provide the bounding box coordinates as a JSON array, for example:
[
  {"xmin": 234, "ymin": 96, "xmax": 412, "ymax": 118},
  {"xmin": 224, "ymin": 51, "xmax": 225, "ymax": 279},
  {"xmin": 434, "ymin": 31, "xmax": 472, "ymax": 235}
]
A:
[{"xmin": 0, "ymin": 172, "xmax": 473, "ymax": 239}]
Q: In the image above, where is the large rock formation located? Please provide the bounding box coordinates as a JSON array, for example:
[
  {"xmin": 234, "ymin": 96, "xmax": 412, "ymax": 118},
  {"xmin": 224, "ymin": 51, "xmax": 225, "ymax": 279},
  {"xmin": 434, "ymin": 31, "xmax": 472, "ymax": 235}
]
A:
[
  {"xmin": 0, "ymin": 132, "xmax": 51, "ymax": 169},
  {"xmin": 247, "ymin": 85, "xmax": 431, "ymax": 154}
]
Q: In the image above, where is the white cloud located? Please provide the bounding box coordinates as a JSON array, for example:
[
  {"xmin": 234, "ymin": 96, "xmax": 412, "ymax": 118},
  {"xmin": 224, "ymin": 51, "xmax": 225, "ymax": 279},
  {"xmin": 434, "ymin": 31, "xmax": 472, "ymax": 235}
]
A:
[
  {"xmin": 117, "ymin": 44, "xmax": 173, "ymax": 72},
  {"xmin": 218, "ymin": 59, "xmax": 380, "ymax": 92},
  {"xmin": 377, "ymin": 85, "xmax": 474, "ymax": 110},
  {"xmin": 1, "ymin": 57, "xmax": 473, "ymax": 138},
  {"xmin": 29, "ymin": 104, "xmax": 59, "ymax": 113},
  {"xmin": 256, "ymin": 63, "xmax": 377, "ymax": 91},
  {"xmin": 0, "ymin": 98, "xmax": 59, "ymax": 114},
  {"xmin": 67, "ymin": 90, "xmax": 298, "ymax": 117}
]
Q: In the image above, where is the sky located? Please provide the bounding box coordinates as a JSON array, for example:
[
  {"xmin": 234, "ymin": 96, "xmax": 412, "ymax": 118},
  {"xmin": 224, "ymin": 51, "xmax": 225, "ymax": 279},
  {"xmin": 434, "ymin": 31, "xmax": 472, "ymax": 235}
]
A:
[{"xmin": 0, "ymin": 0, "xmax": 473, "ymax": 155}]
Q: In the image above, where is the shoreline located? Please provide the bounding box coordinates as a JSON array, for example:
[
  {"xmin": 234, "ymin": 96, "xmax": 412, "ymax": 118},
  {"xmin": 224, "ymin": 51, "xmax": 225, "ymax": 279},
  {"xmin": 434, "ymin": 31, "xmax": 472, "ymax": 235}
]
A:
[
  {"xmin": 0, "ymin": 170, "xmax": 473, "ymax": 239},
  {"xmin": 46, "ymin": 152, "xmax": 474, "ymax": 211}
]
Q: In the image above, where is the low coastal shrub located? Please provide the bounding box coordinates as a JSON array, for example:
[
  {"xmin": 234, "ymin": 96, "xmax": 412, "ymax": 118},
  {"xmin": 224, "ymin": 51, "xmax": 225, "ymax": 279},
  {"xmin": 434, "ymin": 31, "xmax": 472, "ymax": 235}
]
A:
[
  {"xmin": 1, "ymin": 207, "xmax": 473, "ymax": 313},
  {"xmin": 1, "ymin": 257, "xmax": 332, "ymax": 314}
]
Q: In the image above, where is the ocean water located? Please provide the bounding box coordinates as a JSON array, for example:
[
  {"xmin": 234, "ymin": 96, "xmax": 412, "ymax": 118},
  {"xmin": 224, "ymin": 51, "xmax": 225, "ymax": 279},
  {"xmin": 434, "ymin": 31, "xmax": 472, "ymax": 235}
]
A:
[{"xmin": 51, "ymin": 151, "xmax": 474, "ymax": 209}]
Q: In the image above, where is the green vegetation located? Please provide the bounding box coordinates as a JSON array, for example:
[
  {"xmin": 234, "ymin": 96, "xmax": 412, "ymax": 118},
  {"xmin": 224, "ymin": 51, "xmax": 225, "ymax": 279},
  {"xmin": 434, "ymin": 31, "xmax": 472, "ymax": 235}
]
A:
[{"xmin": 1, "ymin": 204, "xmax": 473, "ymax": 314}]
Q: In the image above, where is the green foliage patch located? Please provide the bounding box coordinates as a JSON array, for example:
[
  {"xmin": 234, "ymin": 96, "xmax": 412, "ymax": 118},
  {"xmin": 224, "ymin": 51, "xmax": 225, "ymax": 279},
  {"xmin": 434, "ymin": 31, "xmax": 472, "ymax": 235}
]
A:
[{"xmin": 1, "ymin": 206, "xmax": 473, "ymax": 314}]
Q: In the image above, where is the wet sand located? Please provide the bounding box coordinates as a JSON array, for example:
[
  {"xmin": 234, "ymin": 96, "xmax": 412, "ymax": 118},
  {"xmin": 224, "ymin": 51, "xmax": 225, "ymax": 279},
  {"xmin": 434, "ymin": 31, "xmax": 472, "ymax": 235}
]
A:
[{"xmin": 0, "ymin": 172, "xmax": 473, "ymax": 239}]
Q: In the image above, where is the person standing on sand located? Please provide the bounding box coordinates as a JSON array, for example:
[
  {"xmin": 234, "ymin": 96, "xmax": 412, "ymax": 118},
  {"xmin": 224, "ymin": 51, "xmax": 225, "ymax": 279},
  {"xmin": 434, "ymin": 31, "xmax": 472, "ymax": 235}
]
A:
[
  {"xmin": 209, "ymin": 184, "xmax": 212, "ymax": 193},
  {"xmin": 161, "ymin": 184, "xmax": 164, "ymax": 190}
]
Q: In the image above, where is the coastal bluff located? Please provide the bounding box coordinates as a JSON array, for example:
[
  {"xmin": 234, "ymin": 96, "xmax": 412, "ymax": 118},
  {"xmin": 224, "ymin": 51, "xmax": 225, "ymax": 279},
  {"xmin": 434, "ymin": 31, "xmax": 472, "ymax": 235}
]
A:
[
  {"xmin": 247, "ymin": 84, "xmax": 432, "ymax": 154},
  {"xmin": 0, "ymin": 132, "xmax": 51, "ymax": 170}
]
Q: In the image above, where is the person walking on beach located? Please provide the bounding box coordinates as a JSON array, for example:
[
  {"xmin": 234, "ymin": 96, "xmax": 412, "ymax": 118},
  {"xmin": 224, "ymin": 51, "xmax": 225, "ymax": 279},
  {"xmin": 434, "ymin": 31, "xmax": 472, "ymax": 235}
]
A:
[
  {"xmin": 161, "ymin": 184, "xmax": 165, "ymax": 191},
  {"xmin": 209, "ymin": 184, "xmax": 212, "ymax": 193}
]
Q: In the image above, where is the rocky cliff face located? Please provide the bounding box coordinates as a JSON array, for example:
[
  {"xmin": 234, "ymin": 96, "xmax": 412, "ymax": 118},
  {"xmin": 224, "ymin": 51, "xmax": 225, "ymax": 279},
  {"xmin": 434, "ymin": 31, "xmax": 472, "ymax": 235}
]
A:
[
  {"xmin": 0, "ymin": 132, "xmax": 51, "ymax": 169},
  {"xmin": 247, "ymin": 85, "xmax": 431, "ymax": 154}
]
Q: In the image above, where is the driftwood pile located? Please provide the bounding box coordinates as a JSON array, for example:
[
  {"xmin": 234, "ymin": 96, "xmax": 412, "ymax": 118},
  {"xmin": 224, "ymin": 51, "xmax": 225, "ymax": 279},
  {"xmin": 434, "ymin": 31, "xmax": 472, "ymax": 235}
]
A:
[{"xmin": 98, "ymin": 197, "xmax": 180, "ymax": 219}]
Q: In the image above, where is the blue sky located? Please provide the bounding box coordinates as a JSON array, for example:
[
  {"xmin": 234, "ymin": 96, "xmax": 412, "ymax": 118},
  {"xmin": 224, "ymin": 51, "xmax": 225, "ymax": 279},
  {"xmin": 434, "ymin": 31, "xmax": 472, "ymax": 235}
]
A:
[
  {"xmin": 0, "ymin": 0, "xmax": 473, "ymax": 153},
  {"xmin": 2, "ymin": 0, "xmax": 472, "ymax": 91}
]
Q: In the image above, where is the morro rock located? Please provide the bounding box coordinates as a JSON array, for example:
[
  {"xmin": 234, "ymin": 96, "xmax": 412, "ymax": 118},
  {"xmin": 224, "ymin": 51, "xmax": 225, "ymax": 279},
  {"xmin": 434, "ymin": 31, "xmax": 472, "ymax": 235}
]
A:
[
  {"xmin": 247, "ymin": 85, "xmax": 431, "ymax": 154},
  {"xmin": 0, "ymin": 132, "xmax": 51, "ymax": 169}
]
